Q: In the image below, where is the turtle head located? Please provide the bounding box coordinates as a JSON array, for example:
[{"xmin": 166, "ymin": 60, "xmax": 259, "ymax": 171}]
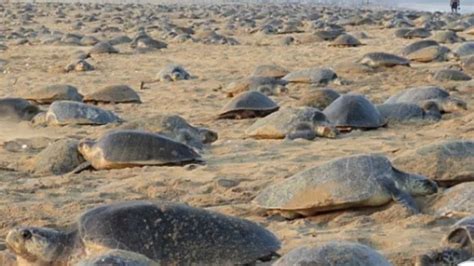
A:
[
  {"xmin": 29, "ymin": 112, "xmax": 48, "ymax": 127},
  {"xmin": 6, "ymin": 227, "xmax": 68, "ymax": 264},
  {"xmin": 396, "ymin": 169, "xmax": 438, "ymax": 196},
  {"xmin": 443, "ymin": 98, "xmax": 468, "ymax": 112},
  {"xmin": 77, "ymin": 139, "xmax": 96, "ymax": 159},
  {"xmin": 198, "ymin": 128, "xmax": 218, "ymax": 144}
]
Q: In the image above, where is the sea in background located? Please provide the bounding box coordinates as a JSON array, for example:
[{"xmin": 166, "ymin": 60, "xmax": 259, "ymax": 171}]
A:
[{"xmin": 397, "ymin": 0, "xmax": 474, "ymax": 14}]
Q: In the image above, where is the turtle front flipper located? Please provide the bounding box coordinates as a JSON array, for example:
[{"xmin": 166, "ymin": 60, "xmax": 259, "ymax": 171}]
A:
[
  {"xmin": 67, "ymin": 161, "xmax": 93, "ymax": 175},
  {"xmin": 381, "ymin": 177, "xmax": 420, "ymax": 214}
]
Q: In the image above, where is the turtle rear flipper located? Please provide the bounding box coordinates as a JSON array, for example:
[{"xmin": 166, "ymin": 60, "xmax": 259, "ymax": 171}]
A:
[{"xmin": 381, "ymin": 178, "xmax": 420, "ymax": 214}]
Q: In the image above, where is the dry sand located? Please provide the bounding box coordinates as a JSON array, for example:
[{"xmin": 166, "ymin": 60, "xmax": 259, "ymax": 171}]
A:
[{"xmin": 0, "ymin": 3, "xmax": 473, "ymax": 265}]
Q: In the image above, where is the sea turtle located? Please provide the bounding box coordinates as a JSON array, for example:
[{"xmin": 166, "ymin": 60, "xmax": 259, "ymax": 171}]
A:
[
  {"xmin": 120, "ymin": 114, "xmax": 218, "ymax": 149},
  {"xmin": 427, "ymin": 182, "xmax": 474, "ymax": 217},
  {"xmin": 415, "ymin": 217, "xmax": 474, "ymax": 265},
  {"xmin": 323, "ymin": 94, "xmax": 386, "ymax": 131},
  {"xmin": 407, "ymin": 46, "xmax": 458, "ymax": 63},
  {"xmin": 130, "ymin": 31, "xmax": 168, "ymax": 51},
  {"xmin": 80, "ymin": 35, "xmax": 99, "ymax": 46},
  {"xmin": 88, "ymin": 41, "xmax": 119, "ymax": 55},
  {"xmin": 22, "ymin": 138, "xmax": 85, "ymax": 176},
  {"xmin": 403, "ymin": 28, "xmax": 432, "ymax": 39},
  {"xmin": 376, "ymin": 102, "xmax": 441, "ymax": 124},
  {"xmin": 401, "ymin": 40, "xmax": 439, "ymax": 56},
  {"xmin": 392, "ymin": 140, "xmax": 474, "ymax": 187},
  {"xmin": 158, "ymin": 64, "xmax": 191, "ymax": 82},
  {"xmin": 254, "ymin": 154, "xmax": 437, "ymax": 218},
  {"xmin": 31, "ymin": 101, "xmax": 121, "ymax": 126},
  {"xmin": 282, "ymin": 68, "xmax": 338, "ymax": 85},
  {"xmin": 0, "ymin": 98, "xmax": 40, "ymax": 121},
  {"xmin": 328, "ymin": 33, "xmax": 363, "ymax": 47},
  {"xmin": 358, "ymin": 52, "xmax": 410, "ymax": 68},
  {"xmin": 456, "ymin": 42, "xmax": 474, "ymax": 58},
  {"xmin": 218, "ymin": 91, "xmax": 279, "ymax": 119},
  {"xmin": 64, "ymin": 59, "xmax": 94, "ymax": 72},
  {"xmin": 433, "ymin": 69, "xmax": 472, "ymax": 82},
  {"xmin": 432, "ymin": 30, "xmax": 465, "ymax": 44},
  {"xmin": 83, "ymin": 85, "xmax": 141, "ymax": 104},
  {"xmin": 313, "ymin": 29, "xmax": 343, "ymax": 41},
  {"xmin": 224, "ymin": 77, "xmax": 288, "ymax": 97},
  {"xmin": 251, "ymin": 64, "xmax": 289, "ymax": 78},
  {"xmin": 384, "ymin": 86, "xmax": 467, "ymax": 113},
  {"xmin": 6, "ymin": 201, "xmax": 280, "ymax": 265},
  {"xmin": 77, "ymin": 249, "xmax": 158, "ymax": 266},
  {"xmin": 77, "ymin": 130, "xmax": 201, "ymax": 170},
  {"xmin": 274, "ymin": 241, "xmax": 391, "ymax": 266},
  {"xmin": 22, "ymin": 84, "xmax": 83, "ymax": 104},
  {"xmin": 395, "ymin": 28, "xmax": 412, "ymax": 38},
  {"xmin": 297, "ymin": 88, "xmax": 340, "ymax": 110},
  {"xmin": 245, "ymin": 107, "xmax": 337, "ymax": 140},
  {"xmin": 108, "ymin": 35, "xmax": 132, "ymax": 46}
]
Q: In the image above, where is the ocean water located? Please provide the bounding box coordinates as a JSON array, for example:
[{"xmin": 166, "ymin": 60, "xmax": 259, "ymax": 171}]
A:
[{"xmin": 397, "ymin": 0, "xmax": 474, "ymax": 14}]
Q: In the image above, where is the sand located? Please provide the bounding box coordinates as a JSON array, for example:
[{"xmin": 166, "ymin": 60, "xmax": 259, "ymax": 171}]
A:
[{"xmin": 0, "ymin": 2, "xmax": 473, "ymax": 265}]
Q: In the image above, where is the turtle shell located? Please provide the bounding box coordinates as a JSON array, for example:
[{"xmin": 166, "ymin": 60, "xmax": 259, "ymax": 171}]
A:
[
  {"xmin": 401, "ymin": 40, "xmax": 439, "ymax": 56},
  {"xmin": 323, "ymin": 94, "xmax": 385, "ymax": 129},
  {"xmin": 83, "ymin": 85, "xmax": 141, "ymax": 104},
  {"xmin": 359, "ymin": 52, "xmax": 410, "ymax": 68},
  {"xmin": 77, "ymin": 249, "xmax": 157, "ymax": 266},
  {"xmin": 384, "ymin": 86, "xmax": 450, "ymax": 104},
  {"xmin": 376, "ymin": 103, "xmax": 435, "ymax": 123},
  {"xmin": 407, "ymin": 46, "xmax": 453, "ymax": 63},
  {"xmin": 245, "ymin": 107, "xmax": 328, "ymax": 139},
  {"xmin": 46, "ymin": 101, "xmax": 121, "ymax": 125},
  {"xmin": 428, "ymin": 182, "xmax": 474, "ymax": 216},
  {"xmin": 274, "ymin": 241, "xmax": 391, "ymax": 266},
  {"xmin": 0, "ymin": 98, "xmax": 40, "ymax": 121},
  {"xmin": 24, "ymin": 84, "xmax": 83, "ymax": 104},
  {"xmin": 157, "ymin": 64, "xmax": 191, "ymax": 81},
  {"xmin": 456, "ymin": 42, "xmax": 474, "ymax": 57},
  {"xmin": 251, "ymin": 64, "xmax": 289, "ymax": 78},
  {"xmin": 89, "ymin": 42, "xmax": 119, "ymax": 55},
  {"xmin": 218, "ymin": 91, "xmax": 279, "ymax": 119},
  {"xmin": 392, "ymin": 140, "xmax": 474, "ymax": 186},
  {"xmin": 254, "ymin": 154, "xmax": 403, "ymax": 214},
  {"xmin": 329, "ymin": 33, "xmax": 362, "ymax": 47},
  {"xmin": 82, "ymin": 130, "xmax": 200, "ymax": 168},
  {"xmin": 433, "ymin": 69, "xmax": 472, "ymax": 82},
  {"xmin": 282, "ymin": 68, "xmax": 337, "ymax": 84},
  {"xmin": 77, "ymin": 201, "xmax": 280, "ymax": 264}
]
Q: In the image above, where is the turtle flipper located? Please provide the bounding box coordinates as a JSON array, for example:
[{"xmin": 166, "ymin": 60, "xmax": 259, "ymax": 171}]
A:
[
  {"xmin": 381, "ymin": 177, "xmax": 420, "ymax": 214},
  {"xmin": 67, "ymin": 161, "xmax": 93, "ymax": 175}
]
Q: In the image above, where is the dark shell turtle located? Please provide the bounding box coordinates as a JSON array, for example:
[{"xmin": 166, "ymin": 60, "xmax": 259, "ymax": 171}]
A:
[
  {"xmin": 456, "ymin": 42, "xmax": 474, "ymax": 57},
  {"xmin": 329, "ymin": 33, "xmax": 363, "ymax": 47},
  {"xmin": 433, "ymin": 69, "xmax": 472, "ymax": 82},
  {"xmin": 157, "ymin": 64, "xmax": 191, "ymax": 82},
  {"xmin": 402, "ymin": 40, "xmax": 439, "ymax": 56},
  {"xmin": 359, "ymin": 52, "xmax": 410, "ymax": 68},
  {"xmin": 407, "ymin": 46, "xmax": 457, "ymax": 63},
  {"xmin": 32, "ymin": 101, "xmax": 121, "ymax": 126},
  {"xmin": 23, "ymin": 84, "xmax": 83, "ymax": 104},
  {"xmin": 384, "ymin": 86, "xmax": 467, "ymax": 113},
  {"xmin": 297, "ymin": 88, "xmax": 340, "ymax": 110},
  {"xmin": 130, "ymin": 32, "xmax": 167, "ymax": 51},
  {"xmin": 6, "ymin": 201, "xmax": 280, "ymax": 265},
  {"xmin": 83, "ymin": 85, "xmax": 141, "ymax": 104},
  {"xmin": 218, "ymin": 91, "xmax": 279, "ymax": 119},
  {"xmin": 0, "ymin": 98, "xmax": 40, "ymax": 121},
  {"xmin": 282, "ymin": 68, "xmax": 338, "ymax": 85},
  {"xmin": 274, "ymin": 241, "xmax": 391, "ymax": 266},
  {"xmin": 245, "ymin": 107, "xmax": 336, "ymax": 140},
  {"xmin": 323, "ymin": 94, "xmax": 386, "ymax": 130},
  {"xmin": 78, "ymin": 130, "xmax": 201, "ymax": 170},
  {"xmin": 376, "ymin": 102, "xmax": 441, "ymax": 124},
  {"xmin": 88, "ymin": 41, "xmax": 118, "ymax": 55},
  {"xmin": 120, "ymin": 114, "xmax": 218, "ymax": 149},
  {"xmin": 254, "ymin": 154, "xmax": 437, "ymax": 218},
  {"xmin": 251, "ymin": 64, "xmax": 289, "ymax": 78},
  {"xmin": 403, "ymin": 28, "xmax": 432, "ymax": 39},
  {"xmin": 392, "ymin": 140, "xmax": 474, "ymax": 186},
  {"xmin": 65, "ymin": 59, "xmax": 94, "ymax": 72},
  {"xmin": 225, "ymin": 77, "xmax": 288, "ymax": 97},
  {"xmin": 313, "ymin": 29, "xmax": 343, "ymax": 41}
]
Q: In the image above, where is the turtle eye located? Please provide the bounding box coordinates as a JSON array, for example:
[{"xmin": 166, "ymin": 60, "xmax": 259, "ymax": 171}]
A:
[{"xmin": 21, "ymin": 229, "xmax": 32, "ymax": 240}]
